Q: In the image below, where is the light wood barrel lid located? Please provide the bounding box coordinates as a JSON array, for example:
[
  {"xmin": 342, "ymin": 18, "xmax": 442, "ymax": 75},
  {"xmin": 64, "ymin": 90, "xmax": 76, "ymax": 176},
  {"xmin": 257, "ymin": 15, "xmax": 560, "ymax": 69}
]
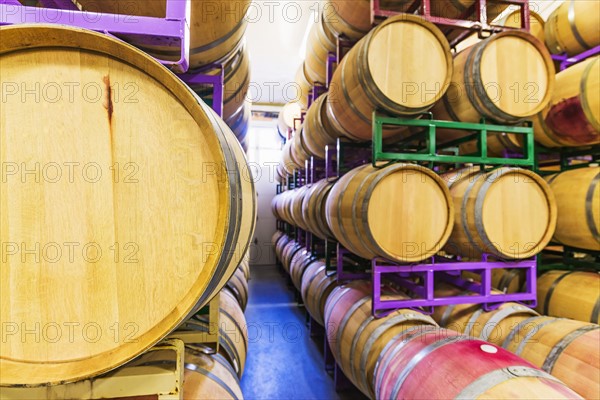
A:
[
  {"xmin": 0, "ymin": 24, "xmax": 248, "ymax": 385},
  {"xmin": 479, "ymin": 32, "xmax": 554, "ymax": 118},
  {"xmin": 479, "ymin": 169, "xmax": 557, "ymax": 258},
  {"xmin": 365, "ymin": 15, "xmax": 452, "ymax": 110},
  {"xmin": 364, "ymin": 165, "xmax": 453, "ymax": 262}
]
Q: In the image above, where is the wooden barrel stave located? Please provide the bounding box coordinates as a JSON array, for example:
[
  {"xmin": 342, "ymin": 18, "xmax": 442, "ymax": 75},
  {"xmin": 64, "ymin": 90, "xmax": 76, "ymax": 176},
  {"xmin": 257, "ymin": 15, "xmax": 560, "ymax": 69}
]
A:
[
  {"xmin": 301, "ymin": 260, "xmax": 337, "ymax": 326},
  {"xmin": 304, "ymin": 14, "xmax": 336, "ymax": 84},
  {"xmin": 183, "ymin": 350, "xmax": 244, "ymax": 400},
  {"xmin": 225, "ymin": 267, "xmax": 249, "ymax": 312}
]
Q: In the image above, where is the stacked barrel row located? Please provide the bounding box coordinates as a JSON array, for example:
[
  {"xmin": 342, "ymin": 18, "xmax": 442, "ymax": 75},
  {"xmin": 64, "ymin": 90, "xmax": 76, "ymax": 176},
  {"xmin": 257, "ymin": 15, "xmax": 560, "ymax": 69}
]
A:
[
  {"xmin": 71, "ymin": 0, "xmax": 253, "ymax": 151},
  {"xmin": 0, "ymin": 20, "xmax": 257, "ymax": 397},
  {"xmin": 270, "ymin": 240, "xmax": 586, "ymax": 400},
  {"xmin": 273, "ymin": 164, "xmax": 557, "ymax": 263},
  {"xmin": 288, "ymin": 1, "xmax": 598, "ymax": 160}
]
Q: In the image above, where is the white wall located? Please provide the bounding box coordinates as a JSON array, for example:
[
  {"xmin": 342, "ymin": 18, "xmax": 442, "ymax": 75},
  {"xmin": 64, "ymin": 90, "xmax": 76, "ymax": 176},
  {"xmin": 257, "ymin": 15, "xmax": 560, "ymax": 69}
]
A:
[{"xmin": 246, "ymin": 117, "xmax": 283, "ymax": 266}]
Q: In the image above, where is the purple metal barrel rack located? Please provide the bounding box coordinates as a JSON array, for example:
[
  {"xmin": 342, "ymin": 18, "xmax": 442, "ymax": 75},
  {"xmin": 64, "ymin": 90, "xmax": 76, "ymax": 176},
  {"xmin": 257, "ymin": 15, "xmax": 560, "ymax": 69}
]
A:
[
  {"xmin": 0, "ymin": 0, "xmax": 191, "ymax": 73},
  {"xmin": 551, "ymin": 45, "xmax": 600, "ymax": 71}
]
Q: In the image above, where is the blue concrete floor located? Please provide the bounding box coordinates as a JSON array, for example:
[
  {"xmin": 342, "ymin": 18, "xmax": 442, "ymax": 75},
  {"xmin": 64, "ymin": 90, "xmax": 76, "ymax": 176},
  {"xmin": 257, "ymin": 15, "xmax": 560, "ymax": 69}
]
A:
[{"xmin": 240, "ymin": 265, "xmax": 367, "ymax": 400}]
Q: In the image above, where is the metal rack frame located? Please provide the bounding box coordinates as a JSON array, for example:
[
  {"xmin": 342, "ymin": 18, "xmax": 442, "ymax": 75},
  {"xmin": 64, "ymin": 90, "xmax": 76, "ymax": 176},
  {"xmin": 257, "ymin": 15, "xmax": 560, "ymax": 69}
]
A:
[
  {"xmin": 551, "ymin": 45, "xmax": 600, "ymax": 71},
  {"xmin": 0, "ymin": 0, "xmax": 191, "ymax": 73}
]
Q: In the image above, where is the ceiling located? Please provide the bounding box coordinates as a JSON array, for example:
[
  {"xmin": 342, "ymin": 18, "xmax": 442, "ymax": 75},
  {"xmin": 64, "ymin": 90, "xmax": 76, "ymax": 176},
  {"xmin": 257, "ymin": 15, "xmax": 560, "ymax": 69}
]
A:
[{"xmin": 246, "ymin": 0, "xmax": 562, "ymax": 107}]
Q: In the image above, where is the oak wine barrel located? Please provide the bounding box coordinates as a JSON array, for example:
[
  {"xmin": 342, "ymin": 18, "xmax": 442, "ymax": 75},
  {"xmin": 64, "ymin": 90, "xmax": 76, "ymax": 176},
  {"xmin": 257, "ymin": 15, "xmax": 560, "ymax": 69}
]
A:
[
  {"xmin": 432, "ymin": 30, "xmax": 554, "ymax": 142},
  {"xmin": 72, "ymin": 0, "xmax": 251, "ymax": 69},
  {"xmin": 290, "ymin": 185, "xmax": 311, "ymax": 231},
  {"xmin": 182, "ymin": 350, "xmax": 244, "ymax": 400},
  {"xmin": 536, "ymin": 270, "xmax": 600, "ymax": 323},
  {"xmin": 289, "ymin": 132, "xmax": 311, "ymax": 175},
  {"xmin": 374, "ymin": 327, "xmax": 582, "ymax": 399},
  {"xmin": 280, "ymin": 241, "xmax": 303, "ymax": 274},
  {"xmin": 442, "ymin": 167, "xmax": 557, "ymax": 260},
  {"xmin": 299, "ymin": 94, "xmax": 339, "ymax": 159},
  {"xmin": 278, "ymin": 102, "xmax": 302, "ymax": 137},
  {"xmin": 289, "ymin": 250, "xmax": 315, "ymax": 291},
  {"xmin": 544, "ymin": 166, "xmax": 600, "ymax": 251},
  {"xmin": 325, "ymin": 163, "xmax": 454, "ymax": 262},
  {"xmin": 295, "ymin": 64, "xmax": 313, "ymax": 108},
  {"xmin": 503, "ymin": 316, "xmax": 600, "ymax": 399},
  {"xmin": 274, "ymin": 235, "xmax": 293, "ymax": 263},
  {"xmin": 281, "ymin": 140, "xmax": 303, "ymax": 175},
  {"xmin": 432, "ymin": 286, "xmax": 600, "ymax": 400},
  {"xmin": 499, "ymin": 9, "xmax": 545, "ymax": 43},
  {"xmin": 326, "ymin": 14, "xmax": 453, "ymax": 141},
  {"xmin": 225, "ymin": 267, "xmax": 249, "ymax": 312},
  {"xmin": 180, "ymin": 290, "xmax": 248, "ymax": 378},
  {"xmin": 534, "ymin": 57, "xmax": 600, "ymax": 148},
  {"xmin": 324, "ymin": 281, "xmax": 437, "ymax": 397},
  {"xmin": 305, "ymin": 14, "xmax": 336, "ymax": 84},
  {"xmin": 545, "ymin": 0, "xmax": 600, "ymax": 56},
  {"xmin": 302, "ymin": 178, "xmax": 336, "ymax": 240},
  {"xmin": 190, "ymin": 46, "xmax": 251, "ymax": 122},
  {"xmin": 0, "ymin": 24, "xmax": 255, "ymax": 386},
  {"xmin": 300, "ymin": 259, "xmax": 337, "ymax": 326},
  {"xmin": 226, "ymin": 101, "xmax": 251, "ymax": 147},
  {"xmin": 238, "ymin": 252, "xmax": 250, "ymax": 281}
]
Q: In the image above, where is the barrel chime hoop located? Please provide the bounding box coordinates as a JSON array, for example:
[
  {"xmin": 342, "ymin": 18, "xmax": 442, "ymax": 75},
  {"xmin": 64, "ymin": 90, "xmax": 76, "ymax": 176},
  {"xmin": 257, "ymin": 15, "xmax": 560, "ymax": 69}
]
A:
[
  {"xmin": 184, "ymin": 362, "xmax": 241, "ymax": 400},
  {"xmin": 349, "ymin": 314, "xmax": 376, "ymax": 385},
  {"xmin": 335, "ymin": 296, "xmax": 371, "ymax": 361},
  {"xmin": 542, "ymin": 325, "xmax": 600, "ymax": 373},
  {"xmin": 358, "ymin": 313, "xmax": 436, "ymax": 392},
  {"xmin": 461, "ymin": 172, "xmax": 488, "ymax": 256},
  {"xmin": 472, "ymin": 39, "xmax": 524, "ymax": 124},
  {"xmin": 501, "ymin": 316, "xmax": 543, "ymax": 349},
  {"xmin": 591, "ymin": 297, "xmax": 600, "ymax": 324},
  {"xmin": 543, "ymin": 271, "xmax": 576, "ymax": 315},
  {"xmin": 585, "ymin": 172, "xmax": 600, "ymax": 242},
  {"xmin": 479, "ymin": 306, "xmax": 539, "ymax": 342},
  {"xmin": 514, "ymin": 318, "xmax": 563, "ymax": 356},
  {"xmin": 373, "ymin": 327, "xmax": 437, "ymax": 397},
  {"xmin": 464, "ymin": 309, "xmax": 485, "ymax": 336},
  {"xmin": 568, "ymin": 0, "xmax": 593, "ymax": 51},
  {"xmin": 455, "ymin": 366, "xmax": 561, "ymax": 399},
  {"xmin": 390, "ymin": 336, "xmax": 471, "ymax": 399},
  {"xmin": 340, "ymin": 55, "xmax": 373, "ymax": 126},
  {"xmin": 464, "ymin": 43, "xmax": 495, "ymax": 121}
]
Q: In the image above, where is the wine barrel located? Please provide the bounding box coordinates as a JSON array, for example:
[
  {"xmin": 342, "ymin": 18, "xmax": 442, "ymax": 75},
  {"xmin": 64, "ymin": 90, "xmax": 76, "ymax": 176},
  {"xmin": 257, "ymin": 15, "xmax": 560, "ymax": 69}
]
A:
[
  {"xmin": 442, "ymin": 167, "xmax": 557, "ymax": 260},
  {"xmin": 300, "ymin": 260, "xmax": 337, "ymax": 326},
  {"xmin": 534, "ymin": 57, "xmax": 600, "ymax": 148},
  {"xmin": 432, "ymin": 31, "xmax": 554, "ymax": 137},
  {"xmin": 374, "ymin": 327, "xmax": 582, "ymax": 400},
  {"xmin": 302, "ymin": 178, "xmax": 336, "ymax": 240},
  {"xmin": 72, "ymin": 0, "xmax": 251, "ymax": 69},
  {"xmin": 181, "ymin": 290, "xmax": 248, "ymax": 378},
  {"xmin": 324, "ymin": 281, "xmax": 437, "ymax": 398},
  {"xmin": 289, "ymin": 250, "xmax": 314, "ymax": 291},
  {"xmin": 281, "ymin": 241, "xmax": 303, "ymax": 274},
  {"xmin": 226, "ymin": 101, "xmax": 251, "ymax": 145},
  {"xmin": 325, "ymin": 163, "xmax": 454, "ymax": 262},
  {"xmin": 322, "ymin": 0, "xmax": 372, "ymax": 40},
  {"xmin": 544, "ymin": 166, "xmax": 600, "ymax": 251},
  {"xmin": 190, "ymin": 46, "xmax": 251, "ymax": 121},
  {"xmin": 536, "ymin": 270, "xmax": 600, "ymax": 323},
  {"xmin": 431, "ymin": 284, "xmax": 539, "ymax": 345},
  {"xmin": 295, "ymin": 64, "xmax": 313, "ymax": 108},
  {"xmin": 274, "ymin": 235, "xmax": 292, "ymax": 263},
  {"xmin": 503, "ymin": 316, "xmax": 600, "ymax": 399},
  {"xmin": 183, "ymin": 350, "xmax": 244, "ymax": 400},
  {"xmin": 299, "ymin": 94, "xmax": 339, "ymax": 159},
  {"xmin": 0, "ymin": 24, "xmax": 255, "ymax": 386},
  {"xmin": 498, "ymin": 9, "xmax": 545, "ymax": 43},
  {"xmin": 278, "ymin": 102, "xmax": 302, "ymax": 137},
  {"xmin": 289, "ymin": 132, "xmax": 311, "ymax": 173},
  {"xmin": 492, "ymin": 268, "xmax": 527, "ymax": 293},
  {"xmin": 290, "ymin": 185, "xmax": 311, "ymax": 230},
  {"xmin": 281, "ymin": 140, "xmax": 303, "ymax": 175},
  {"xmin": 238, "ymin": 252, "xmax": 250, "ymax": 281},
  {"xmin": 305, "ymin": 14, "xmax": 336, "ymax": 84},
  {"xmin": 545, "ymin": 0, "xmax": 600, "ymax": 56},
  {"xmin": 326, "ymin": 14, "xmax": 452, "ymax": 141},
  {"xmin": 225, "ymin": 267, "xmax": 249, "ymax": 312}
]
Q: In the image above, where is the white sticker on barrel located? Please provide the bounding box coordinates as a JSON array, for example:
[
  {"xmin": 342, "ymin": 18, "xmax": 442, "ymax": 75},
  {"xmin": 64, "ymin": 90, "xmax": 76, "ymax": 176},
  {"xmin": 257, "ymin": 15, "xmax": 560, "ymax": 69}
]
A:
[{"xmin": 480, "ymin": 344, "xmax": 498, "ymax": 354}]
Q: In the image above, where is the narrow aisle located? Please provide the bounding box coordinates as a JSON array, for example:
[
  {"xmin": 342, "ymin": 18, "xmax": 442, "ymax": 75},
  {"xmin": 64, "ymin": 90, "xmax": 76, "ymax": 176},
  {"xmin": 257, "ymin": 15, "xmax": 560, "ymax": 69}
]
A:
[{"xmin": 240, "ymin": 266, "xmax": 365, "ymax": 400}]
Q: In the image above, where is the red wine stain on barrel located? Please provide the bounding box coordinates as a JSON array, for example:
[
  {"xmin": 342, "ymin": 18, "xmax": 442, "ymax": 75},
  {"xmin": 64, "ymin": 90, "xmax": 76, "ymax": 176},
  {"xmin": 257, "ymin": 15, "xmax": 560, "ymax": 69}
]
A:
[
  {"xmin": 102, "ymin": 75, "xmax": 114, "ymax": 125},
  {"xmin": 546, "ymin": 96, "xmax": 597, "ymax": 145}
]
